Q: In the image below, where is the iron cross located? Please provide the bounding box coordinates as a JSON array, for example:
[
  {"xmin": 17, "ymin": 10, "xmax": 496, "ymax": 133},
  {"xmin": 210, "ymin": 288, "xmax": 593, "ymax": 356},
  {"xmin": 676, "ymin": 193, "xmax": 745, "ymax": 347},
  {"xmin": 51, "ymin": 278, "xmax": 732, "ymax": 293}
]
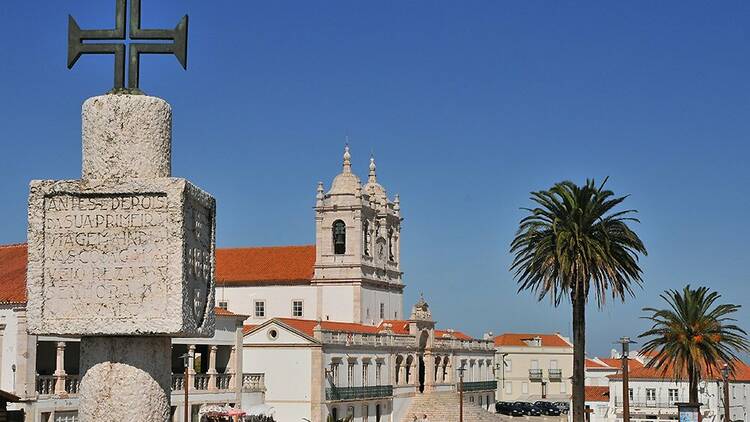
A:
[{"xmin": 68, "ymin": 0, "xmax": 188, "ymax": 92}]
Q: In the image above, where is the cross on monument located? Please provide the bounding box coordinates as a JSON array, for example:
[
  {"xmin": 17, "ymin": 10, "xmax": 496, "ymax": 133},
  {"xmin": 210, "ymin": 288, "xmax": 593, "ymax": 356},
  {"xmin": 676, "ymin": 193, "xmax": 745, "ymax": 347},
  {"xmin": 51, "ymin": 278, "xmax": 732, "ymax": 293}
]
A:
[{"xmin": 67, "ymin": 0, "xmax": 188, "ymax": 92}]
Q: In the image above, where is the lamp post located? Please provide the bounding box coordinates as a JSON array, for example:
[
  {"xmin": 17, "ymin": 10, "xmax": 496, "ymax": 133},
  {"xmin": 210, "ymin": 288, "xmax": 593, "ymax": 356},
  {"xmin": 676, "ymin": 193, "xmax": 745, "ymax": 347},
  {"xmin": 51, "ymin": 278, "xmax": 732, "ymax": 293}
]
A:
[
  {"xmin": 616, "ymin": 337, "xmax": 636, "ymax": 422},
  {"xmin": 495, "ymin": 353, "xmax": 508, "ymax": 402},
  {"xmin": 179, "ymin": 351, "xmax": 192, "ymax": 422},
  {"xmin": 722, "ymin": 363, "xmax": 731, "ymax": 422},
  {"xmin": 457, "ymin": 365, "xmax": 466, "ymax": 422}
]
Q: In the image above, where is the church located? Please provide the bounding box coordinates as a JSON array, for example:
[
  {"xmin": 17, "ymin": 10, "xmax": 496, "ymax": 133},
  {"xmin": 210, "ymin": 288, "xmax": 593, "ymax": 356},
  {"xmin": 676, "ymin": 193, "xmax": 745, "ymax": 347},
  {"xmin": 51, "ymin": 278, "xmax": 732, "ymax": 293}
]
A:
[{"xmin": 0, "ymin": 146, "xmax": 499, "ymax": 422}]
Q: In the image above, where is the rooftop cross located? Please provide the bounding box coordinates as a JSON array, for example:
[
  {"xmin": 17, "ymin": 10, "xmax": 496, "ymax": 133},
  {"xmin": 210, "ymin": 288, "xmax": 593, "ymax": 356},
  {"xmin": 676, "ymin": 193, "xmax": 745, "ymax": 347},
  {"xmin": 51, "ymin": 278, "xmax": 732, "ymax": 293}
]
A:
[{"xmin": 67, "ymin": 0, "xmax": 188, "ymax": 92}]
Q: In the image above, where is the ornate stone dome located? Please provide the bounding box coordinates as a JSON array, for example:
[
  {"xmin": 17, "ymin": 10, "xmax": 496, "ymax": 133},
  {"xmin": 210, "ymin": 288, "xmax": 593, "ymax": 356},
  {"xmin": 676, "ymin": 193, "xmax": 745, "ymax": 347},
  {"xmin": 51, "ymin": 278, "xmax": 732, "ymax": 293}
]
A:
[{"xmin": 328, "ymin": 145, "xmax": 361, "ymax": 196}]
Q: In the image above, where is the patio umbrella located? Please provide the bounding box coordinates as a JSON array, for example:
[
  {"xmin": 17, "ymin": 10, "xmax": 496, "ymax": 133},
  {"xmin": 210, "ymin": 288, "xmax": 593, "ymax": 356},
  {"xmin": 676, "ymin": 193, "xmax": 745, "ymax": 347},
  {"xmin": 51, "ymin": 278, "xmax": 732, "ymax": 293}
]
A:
[{"xmin": 246, "ymin": 404, "xmax": 275, "ymax": 417}]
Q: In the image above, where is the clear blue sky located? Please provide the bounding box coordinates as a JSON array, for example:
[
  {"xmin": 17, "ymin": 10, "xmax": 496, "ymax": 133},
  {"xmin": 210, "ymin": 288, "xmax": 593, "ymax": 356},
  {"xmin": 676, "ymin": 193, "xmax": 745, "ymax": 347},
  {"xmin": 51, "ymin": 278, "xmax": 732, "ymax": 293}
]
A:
[{"xmin": 1, "ymin": 1, "xmax": 749, "ymax": 357}]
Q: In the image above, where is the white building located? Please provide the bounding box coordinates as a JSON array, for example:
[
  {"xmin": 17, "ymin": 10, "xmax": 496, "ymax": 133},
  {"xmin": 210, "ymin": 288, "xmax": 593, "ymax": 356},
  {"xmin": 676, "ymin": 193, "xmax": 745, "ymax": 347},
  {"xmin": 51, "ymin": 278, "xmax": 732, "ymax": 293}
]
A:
[{"xmin": 493, "ymin": 333, "xmax": 573, "ymax": 403}]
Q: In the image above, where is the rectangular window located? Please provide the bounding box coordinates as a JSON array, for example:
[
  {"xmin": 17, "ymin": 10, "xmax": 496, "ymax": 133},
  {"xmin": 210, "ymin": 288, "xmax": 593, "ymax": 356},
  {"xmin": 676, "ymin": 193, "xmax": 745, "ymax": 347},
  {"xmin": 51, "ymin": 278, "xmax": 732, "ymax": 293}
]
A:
[
  {"xmin": 668, "ymin": 389, "xmax": 679, "ymax": 403},
  {"xmin": 629, "ymin": 388, "xmax": 633, "ymax": 401},
  {"xmin": 347, "ymin": 362, "xmax": 355, "ymax": 387},
  {"xmin": 292, "ymin": 300, "xmax": 303, "ymax": 317},
  {"xmin": 218, "ymin": 301, "xmax": 228, "ymax": 310},
  {"xmin": 531, "ymin": 360, "xmax": 539, "ymax": 370},
  {"xmin": 362, "ymin": 363, "xmax": 369, "ymax": 387},
  {"xmin": 254, "ymin": 300, "xmax": 265, "ymax": 318},
  {"xmin": 504, "ymin": 381, "xmax": 512, "ymax": 394},
  {"xmin": 646, "ymin": 388, "xmax": 656, "ymax": 401},
  {"xmin": 380, "ymin": 303, "xmax": 385, "ymax": 319},
  {"xmin": 376, "ymin": 363, "xmax": 382, "ymax": 386},
  {"xmin": 561, "ymin": 382, "xmax": 567, "ymax": 393},
  {"xmin": 550, "ymin": 360, "xmax": 558, "ymax": 369},
  {"xmin": 522, "ymin": 382, "xmax": 529, "ymax": 394}
]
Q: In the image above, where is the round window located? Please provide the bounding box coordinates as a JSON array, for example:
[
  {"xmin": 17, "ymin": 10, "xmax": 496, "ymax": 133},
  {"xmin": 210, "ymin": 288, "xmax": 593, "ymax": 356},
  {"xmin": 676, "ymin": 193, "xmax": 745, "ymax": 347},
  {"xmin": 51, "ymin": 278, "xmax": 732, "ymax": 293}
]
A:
[{"xmin": 267, "ymin": 329, "xmax": 279, "ymax": 340}]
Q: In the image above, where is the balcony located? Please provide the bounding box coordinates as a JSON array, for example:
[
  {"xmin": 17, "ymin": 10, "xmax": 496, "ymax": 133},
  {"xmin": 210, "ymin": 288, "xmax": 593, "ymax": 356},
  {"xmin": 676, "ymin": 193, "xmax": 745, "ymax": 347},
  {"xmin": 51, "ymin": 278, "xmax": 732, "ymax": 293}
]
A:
[
  {"xmin": 36, "ymin": 374, "xmax": 80, "ymax": 396},
  {"xmin": 548, "ymin": 369, "xmax": 562, "ymax": 380},
  {"xmin": 326, "ymin": 385, "xmax": 394, "ymax": 401},
  {"xmin": 461, "ymin": 381, "xmax": 497, "ymax": 392},
  {"xmin": 529, "ymin": 369, "xmax": 543, "ymax": 380},
  {"xmin": 170, "ymin": 373, "xmax": 265, "ymax": 392}
]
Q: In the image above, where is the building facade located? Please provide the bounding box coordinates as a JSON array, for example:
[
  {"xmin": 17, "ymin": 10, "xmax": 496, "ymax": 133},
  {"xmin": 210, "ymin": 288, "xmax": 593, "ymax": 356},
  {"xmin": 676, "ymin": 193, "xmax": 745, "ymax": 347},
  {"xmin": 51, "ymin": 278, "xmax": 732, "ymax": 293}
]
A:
[{"xmin": 493, "ymin": 333, "xmax": 574, "ymax": 403}]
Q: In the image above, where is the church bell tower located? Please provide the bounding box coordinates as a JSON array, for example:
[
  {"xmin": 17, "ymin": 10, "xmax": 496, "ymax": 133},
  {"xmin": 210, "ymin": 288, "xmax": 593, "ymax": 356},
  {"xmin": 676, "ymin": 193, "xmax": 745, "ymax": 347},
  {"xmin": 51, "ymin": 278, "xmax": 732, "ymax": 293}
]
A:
[{"xmin": 312, "ymin": 146, "xmax": 404, "ymax": 325}]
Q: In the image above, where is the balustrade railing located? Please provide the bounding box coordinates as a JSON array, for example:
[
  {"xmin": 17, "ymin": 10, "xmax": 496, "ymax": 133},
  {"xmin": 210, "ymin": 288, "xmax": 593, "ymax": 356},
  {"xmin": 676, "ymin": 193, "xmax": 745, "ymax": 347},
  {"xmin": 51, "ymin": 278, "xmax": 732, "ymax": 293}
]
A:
[
  {"xmin": 461, "ymin": 381, "xmax": 497, "ymax": 392},
  {"xmin": 320, "ymin": 330, "xmax": 494, "ymax": 351},
  {"xmin": 36, "ymin": 374, "xmax": 80, "ymax": 396},
  {"xmin": 193, "ymin": 374, "xmax": 210, "ymax": 390},
  {"xmin": 36, "ymin": 375, "xmax": 55, "ymax": 395},
  {"xmin": 326, "ymin": 385, "xmax": 394, "ymax": 401},
  {"xmin": 242, "ymin": 373, "xmax": 265, "ymax": 392},
  {"xmin": 548, "ymin": 369, "xmax": 562, "ymax": 379},
  {"xmin": 216, "ymin": 373, "xmax": 232, "ymax": 390},
  {"xmin": 172, "ymin": 374, "xmax": 185, "ymax": 391}
]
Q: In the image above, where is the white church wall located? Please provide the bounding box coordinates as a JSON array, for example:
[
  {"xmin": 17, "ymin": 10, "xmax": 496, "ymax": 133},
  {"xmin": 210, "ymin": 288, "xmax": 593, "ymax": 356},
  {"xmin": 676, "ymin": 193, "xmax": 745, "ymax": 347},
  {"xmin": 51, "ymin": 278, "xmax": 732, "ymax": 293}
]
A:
[
  {"xmin": 320, "ymin": 284, "xmax": 357, "ymax": 323},
  {"xmin": 243, "ymin": 345, "xmax": 313, "ymax": 422},
  {"xmin": 218, "ymin": 285, "xmax": 317, "ymax": 322},
  {"xmin": 359, "ymin": 286, "xmax": 403, "ymax": 324},
  {"xmin": 0, "ymin": 305, "xmax": 18, "ymax": 393}
]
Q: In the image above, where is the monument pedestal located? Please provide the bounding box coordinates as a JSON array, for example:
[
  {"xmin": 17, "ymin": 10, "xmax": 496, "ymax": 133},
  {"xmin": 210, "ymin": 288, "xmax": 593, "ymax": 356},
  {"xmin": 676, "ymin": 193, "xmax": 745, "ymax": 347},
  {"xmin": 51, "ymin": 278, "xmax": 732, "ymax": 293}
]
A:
[
  {"xmin": 79, "ymin": 337, "xmax": 172, "ymax": 421},
  {"xmin": 27, "ymin": 94, "xmax": 216, "ymax": 422}
]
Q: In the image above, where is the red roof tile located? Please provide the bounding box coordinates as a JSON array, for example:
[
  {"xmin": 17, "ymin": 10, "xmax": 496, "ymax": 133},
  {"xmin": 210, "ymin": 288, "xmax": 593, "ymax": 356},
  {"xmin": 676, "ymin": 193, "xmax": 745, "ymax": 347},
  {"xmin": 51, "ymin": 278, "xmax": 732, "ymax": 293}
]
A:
[
  {"xmin": 585, "ymin": 386, "xmax": 610, "ymax": 402},
  {"xmin": 214, "ymin": 307, "xmax": 247, "ymax": 318},
  {"xmin": 0, "ymin": 244, "xmax": 27, "ymax": 304},
  {"xmin": 216, "ymin": 245, "xmax": 316, "ymax": 285},
  {"xmin": 598, "ymin": 358, "xmax": 642, "ymax": 369},
  {"xmin": 494, "ymin": 333, "xmax": 573, "ymax": 348},
  {"xmin": 609, "ymin": 359, "xmax": 750, "ymax": 382},
  {"xmin": 586, "ymin": 358, "xmax": 609, "ymax": 369}
]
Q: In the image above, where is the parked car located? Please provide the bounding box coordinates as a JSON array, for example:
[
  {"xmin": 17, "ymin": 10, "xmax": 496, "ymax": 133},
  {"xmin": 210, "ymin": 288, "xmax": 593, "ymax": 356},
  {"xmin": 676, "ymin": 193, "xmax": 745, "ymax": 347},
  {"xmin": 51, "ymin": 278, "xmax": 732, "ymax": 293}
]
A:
[
  {"xmin": 554, "ymin": 401, "xmax": 570, "ymax": 414},
  {"xmin": 534, "ymin": 401, "xmax": 562, "ymax": 416},
  {"xmin": 514, "ymin": 402, "xmax": 542, "ymax": 417},
  {"xmin": 496, "ymin": 402, "xmax": 524, "ymax": 417}
]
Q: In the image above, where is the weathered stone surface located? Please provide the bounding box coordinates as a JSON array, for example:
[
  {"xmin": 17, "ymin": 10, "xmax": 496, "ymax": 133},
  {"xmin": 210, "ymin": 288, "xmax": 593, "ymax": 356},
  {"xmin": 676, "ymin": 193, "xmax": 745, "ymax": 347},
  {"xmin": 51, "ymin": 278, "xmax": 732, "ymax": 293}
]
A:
[
  {"xmin": 82, "ymin": 95, "xmax": 172, "ymax": 180},
  {"xmin": 78, "ymin": 336, "xmax": 171, "ymax": 421},
  {"xmin": 27, "ymin": 177, "xmax": 216, "ymax": 337}
]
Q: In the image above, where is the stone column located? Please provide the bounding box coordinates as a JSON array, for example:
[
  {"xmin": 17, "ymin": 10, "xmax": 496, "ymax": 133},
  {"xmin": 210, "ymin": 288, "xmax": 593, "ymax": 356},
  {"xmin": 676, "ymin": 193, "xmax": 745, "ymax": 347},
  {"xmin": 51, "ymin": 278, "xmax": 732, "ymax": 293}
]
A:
[
  {"xmin": 54, "ymin": 342, "xmax": 67, "ymax": 395},
  {"xmin": 410, "ymin": 356, "xmax": 418, "ymax": 386},
  {"xmin": 226, "ymin": 345, "xmax": 236, "ymax": 388},
  {"xmin": 424, "ymin": 351, "xmax": 435, "ymax": 392},
  {"xmin": 188, "ymin": 345, "xmax": 197, "ymax": 391},
  {"xmin": 207, "ymin": 345, "xmax": 218, "ymax": 391},
  {"xmin": 397, "ymin": 363, "xmax": 405, "ymax": 386}
]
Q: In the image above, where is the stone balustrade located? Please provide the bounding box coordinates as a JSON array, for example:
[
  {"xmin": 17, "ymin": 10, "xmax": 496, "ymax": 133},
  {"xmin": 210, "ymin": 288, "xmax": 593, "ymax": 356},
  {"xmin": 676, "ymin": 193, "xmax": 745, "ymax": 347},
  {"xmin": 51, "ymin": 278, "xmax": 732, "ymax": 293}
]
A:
[
  {"xmin": 36, "ymin": 374, "xmax": 80, "ymax": 396},
  {"xmin": 241, "ymin": 373, "xmax": 266, "ymax": 392},
  {"xmin": 193, "ymin": 374, "xmax": 210, "ymax": 390},
  {"xmin": 320, "ymin": 330, "xmax": 493, "ymax": 351}
]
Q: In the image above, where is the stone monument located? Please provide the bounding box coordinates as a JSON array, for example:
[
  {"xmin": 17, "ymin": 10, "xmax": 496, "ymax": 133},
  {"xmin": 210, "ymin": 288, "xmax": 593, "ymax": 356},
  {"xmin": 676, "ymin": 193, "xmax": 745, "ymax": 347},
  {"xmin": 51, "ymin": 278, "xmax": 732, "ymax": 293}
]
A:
[{"xmin": 26, "ymin": 1, "xmax": 214, "ymax": 421}]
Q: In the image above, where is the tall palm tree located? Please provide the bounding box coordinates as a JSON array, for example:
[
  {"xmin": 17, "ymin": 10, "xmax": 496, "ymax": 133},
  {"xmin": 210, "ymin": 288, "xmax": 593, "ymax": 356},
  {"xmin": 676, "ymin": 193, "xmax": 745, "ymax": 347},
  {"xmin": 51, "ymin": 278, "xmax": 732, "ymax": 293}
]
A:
[
  {"xmin": 639, "ymin": 285, "xmax": 750, "ymax": 403},
  {"xmin": 510, "ymin": 178, "xmax": 647, "ymax": 422}
]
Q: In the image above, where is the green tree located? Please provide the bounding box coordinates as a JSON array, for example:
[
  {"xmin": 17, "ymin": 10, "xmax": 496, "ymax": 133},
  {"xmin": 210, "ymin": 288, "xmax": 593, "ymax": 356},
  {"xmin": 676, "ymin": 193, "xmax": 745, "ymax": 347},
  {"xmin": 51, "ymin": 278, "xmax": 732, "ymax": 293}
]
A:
[
  {"xmin": 640, "ymin": 285, "xmax": 750, "ymax": 403},
  {"xmin": 511, "ymin": 178, "xmax": 647, "ymax": 421}
]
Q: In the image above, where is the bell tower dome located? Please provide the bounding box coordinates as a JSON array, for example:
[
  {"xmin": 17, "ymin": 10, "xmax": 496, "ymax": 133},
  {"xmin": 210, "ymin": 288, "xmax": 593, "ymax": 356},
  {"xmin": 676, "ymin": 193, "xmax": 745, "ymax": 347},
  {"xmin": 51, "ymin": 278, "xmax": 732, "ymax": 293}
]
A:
[{"xmin": 312, "ymin": 146, "xmax": 404, "ymax": 324}]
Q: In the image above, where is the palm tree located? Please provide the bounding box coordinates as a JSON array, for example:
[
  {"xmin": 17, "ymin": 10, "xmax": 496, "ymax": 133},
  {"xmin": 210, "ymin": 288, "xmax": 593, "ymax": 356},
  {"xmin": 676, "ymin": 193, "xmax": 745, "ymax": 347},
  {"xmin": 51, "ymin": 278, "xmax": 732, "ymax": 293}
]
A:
[
  {"xmin": 639, "ymin": 285, "xmax": 750, "ymax": 403},
  {"xmin": 510, "ymin": 178, "xmax": 647, "ymax": 422}
]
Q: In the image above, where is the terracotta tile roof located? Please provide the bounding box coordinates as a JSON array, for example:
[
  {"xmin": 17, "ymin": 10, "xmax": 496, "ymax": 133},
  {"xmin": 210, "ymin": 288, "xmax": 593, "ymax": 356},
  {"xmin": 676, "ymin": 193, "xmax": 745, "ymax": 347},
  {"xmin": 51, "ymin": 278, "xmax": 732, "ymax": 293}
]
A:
[
  {"xmin": 214, "ymin": 307, "xmax": 247, "ymax": 318},
  {"xmin": 494, "ymin": 333, "xmax": 573, "ymax": 348},
  {"xmin": 216, "ymin": 245, "xmax": 316, "ymax": 285},
  {"xmin": 609, "ymin": 359, "xmax": 750, "ymax": 382},
  {"xmin": 436, "ymin": 330, "xmax": 473, "ymax": 341},
  {"xmin": 585, "ymin": 386, "xmax": 610, "ymax": 402},
  {"xmin": 586, "ymin": 358, "xmax": 609, "ymax": 368},
  {"xmin": 379, "ymin": 320, "xmax": 410, "ymax": 334},
  {"xmin": 598, "ymin": 358, "xmax": 642, "ymax": 369},
  {"xmin": 242, "ymin": 324, "xmax": 258, "ymax": 335},
  {"xmin": 0, "ymin": 244, "xmax": 27, "ymax": 304}
]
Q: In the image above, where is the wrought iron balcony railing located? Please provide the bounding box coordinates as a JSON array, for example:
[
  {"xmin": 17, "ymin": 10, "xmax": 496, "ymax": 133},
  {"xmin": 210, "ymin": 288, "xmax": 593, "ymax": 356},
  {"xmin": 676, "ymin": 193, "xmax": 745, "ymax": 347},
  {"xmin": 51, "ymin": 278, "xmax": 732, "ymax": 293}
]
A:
[
  {"xmin": 461, "ymin": 381, "xmax": 497, "ymax": 392},
  {"xmin": 326, "ymin": 385, "xmax": 394, "ymax": 401},
  {"xmin": 548, "ymin": 369, "xmax": 562, "ymax": 379},
  {"xmin": 529, "ymin": 369, "xmax": 543, "ymax": 380}
]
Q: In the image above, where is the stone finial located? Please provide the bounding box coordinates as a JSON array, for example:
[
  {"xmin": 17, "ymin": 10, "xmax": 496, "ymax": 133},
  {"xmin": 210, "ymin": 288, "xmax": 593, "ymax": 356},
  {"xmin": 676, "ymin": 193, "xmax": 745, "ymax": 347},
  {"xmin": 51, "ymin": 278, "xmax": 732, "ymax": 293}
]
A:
[
  {"xmin": 368, "ymin": 155, "xmax": 377, "ymax": 183},
  {"xmin": 410, "ymin": 293, "xmax": 432, "ymax": 321},
  {"xmin": 343, "ymin": 144, "xmax": 352, "ymax": 173},
  {"xmin": 394, "ymin": 194, "xmax": 400, "ymax": 213},
  {"xmin": 316, "ymin": 181, "xmax": 324, "ymax": 206}
]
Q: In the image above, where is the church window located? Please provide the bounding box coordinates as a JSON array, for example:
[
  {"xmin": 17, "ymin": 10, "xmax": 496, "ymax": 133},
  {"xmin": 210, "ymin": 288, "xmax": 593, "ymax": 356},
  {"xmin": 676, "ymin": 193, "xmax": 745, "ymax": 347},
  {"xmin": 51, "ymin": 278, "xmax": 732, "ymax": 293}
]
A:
[
  {"xmin": 380, "ymin": 303, "xmax": 385, "ymax": 319},
  {"xmin": 292, "ymin": 300, "xmax": 303, "ymax": 317},
  {"xmin": 333, "ymin": 220, "xmax": 346, "ymax": 255},
  {"xmin": 254, "ymin": 300, "xmax": 265, "ymax": 318},
  {"xmin": 363, "ymin": 220, "xmax": 370, "ymax": 256}
]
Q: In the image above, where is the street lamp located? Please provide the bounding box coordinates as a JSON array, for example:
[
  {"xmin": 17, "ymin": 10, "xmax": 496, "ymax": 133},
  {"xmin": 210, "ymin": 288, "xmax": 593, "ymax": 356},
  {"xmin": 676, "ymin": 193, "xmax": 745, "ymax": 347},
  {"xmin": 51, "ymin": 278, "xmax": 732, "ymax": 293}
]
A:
[
  {"xmin": 179, "ymin": 351, "xmax": 193, "ymax": 422},
  {"xmin": 495, "ymin": 353, "xmax": 508, "ymax": 401},
  {"xmin": 615, "ymin": 337, "xmax": 636, "ymax": 422},
  {"xmin": 722, "ymin": 363, "xmax": 731, "ymax": 422},
  {"xmin": 457, "ymin": 365, "xmax": 466, "ymax": 422}
]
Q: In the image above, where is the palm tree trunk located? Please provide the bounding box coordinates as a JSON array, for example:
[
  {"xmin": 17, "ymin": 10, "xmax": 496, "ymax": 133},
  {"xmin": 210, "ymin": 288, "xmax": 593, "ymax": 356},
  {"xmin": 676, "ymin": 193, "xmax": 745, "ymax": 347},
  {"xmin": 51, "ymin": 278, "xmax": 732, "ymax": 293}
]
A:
[
  {"xmin": 688, "ymin": 363, "xmax": 699, "ymax": 403},
  {"xmin": 572, "ymin": 285, "xmax": 586, "ymax": 422}
]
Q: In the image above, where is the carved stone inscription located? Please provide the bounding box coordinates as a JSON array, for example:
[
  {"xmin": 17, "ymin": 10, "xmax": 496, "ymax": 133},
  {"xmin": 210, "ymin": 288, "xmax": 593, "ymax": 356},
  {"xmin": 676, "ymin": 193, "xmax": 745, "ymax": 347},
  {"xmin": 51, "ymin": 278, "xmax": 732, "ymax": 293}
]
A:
[
  {"xmin": 42, "ymin": 193, "xmax": 169, "ymax": 321},
  {"xmin": 184, "ymin": 194, "xmax": 212, "ymax": 327}
]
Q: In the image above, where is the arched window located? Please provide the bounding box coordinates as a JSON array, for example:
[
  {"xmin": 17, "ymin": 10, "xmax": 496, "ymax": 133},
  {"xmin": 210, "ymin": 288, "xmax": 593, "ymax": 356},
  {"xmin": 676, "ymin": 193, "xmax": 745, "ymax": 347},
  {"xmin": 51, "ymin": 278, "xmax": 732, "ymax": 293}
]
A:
[
  {"xmin": 333, "ymin": 220, "xmax": 346, "ymax": 255},
  {"xmin": 363, "ymin": 220, "xmax": 370, "ymax": 257}
]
